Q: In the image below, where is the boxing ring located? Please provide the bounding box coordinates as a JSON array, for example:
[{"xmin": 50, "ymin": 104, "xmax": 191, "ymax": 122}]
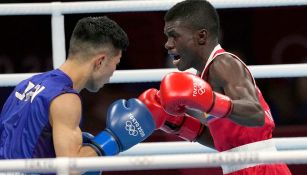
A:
[{"xmin": 1, "ymin": 0, "xmax": 307, "ymax": 174}]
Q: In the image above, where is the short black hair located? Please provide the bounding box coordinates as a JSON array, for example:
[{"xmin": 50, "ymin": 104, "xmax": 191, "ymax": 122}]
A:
[
  {"xmin": 68, "ymin": 16, "xmax": 129, "ymax": 58},
  {"xmin": 164, "ymin": 0, "xmax": 220, "ymax": 38}
]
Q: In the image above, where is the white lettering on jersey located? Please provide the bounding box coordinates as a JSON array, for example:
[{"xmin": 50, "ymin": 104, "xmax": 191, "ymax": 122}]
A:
[{"xmin": 15, "ymin": 81, "xmax": 45, "ymax": 103}]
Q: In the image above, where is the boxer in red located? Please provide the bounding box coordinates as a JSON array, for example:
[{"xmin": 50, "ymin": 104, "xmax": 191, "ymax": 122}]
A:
[{"xmin": 138, "ymin": 0, "xmax": 292, "ymax": 174}]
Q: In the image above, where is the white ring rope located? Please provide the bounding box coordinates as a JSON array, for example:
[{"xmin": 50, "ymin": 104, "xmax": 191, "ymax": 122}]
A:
[
  {"xmin": 120, "ymin": 137, "xmax": 307, "ymax": 156},
  {"xmin": 1, "ymin": 150, "xmax": 307, "ymax": 174},
  {"xmin": 0, "ymin": 137, "xmax": 306, "ymax": 174},
  {"xmin": 0, "ymin": 0, "xmax": 306, "ymax": 15},
  {"xmin": 1, "ymin": 63, "xmax": 307, "ymax": 86}
]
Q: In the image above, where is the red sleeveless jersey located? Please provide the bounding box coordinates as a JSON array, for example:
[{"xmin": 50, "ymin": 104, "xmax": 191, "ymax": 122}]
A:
[{"xmin": 200, "ymin": 45, "xmax": 275, "ymax": 152}]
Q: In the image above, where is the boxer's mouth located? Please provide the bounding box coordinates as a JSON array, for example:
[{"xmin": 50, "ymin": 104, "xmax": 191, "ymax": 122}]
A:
[{"xmin": 169, "ymin": 53, "xmax": 181, "ymax": 66}]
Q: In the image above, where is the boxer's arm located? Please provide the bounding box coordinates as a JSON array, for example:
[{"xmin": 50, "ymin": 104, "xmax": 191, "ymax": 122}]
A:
[
  {"xmin": 209, "ymin": 54, "xmax": 265, "ymax": 126},
  {"xmin": 50, "ymin": 93, "xmax": 98, "ymax": 157}
]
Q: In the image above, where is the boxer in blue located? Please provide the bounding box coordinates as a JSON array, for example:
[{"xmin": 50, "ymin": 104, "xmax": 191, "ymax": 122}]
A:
[{"xmin": 0, "ymin": 16, "xmax": 155, "ymax": 173}]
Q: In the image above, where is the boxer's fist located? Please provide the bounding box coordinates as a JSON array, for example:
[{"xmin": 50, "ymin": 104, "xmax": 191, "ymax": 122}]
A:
[
  {"xmin": 138, "ymin": 88, "xmax": 168, "ymax": 128},
  {"xmin": 160, "ymin": 72, "xmax": 233, "ymax": 118},
  {"xmin": 139, "ymin": 88, "xmax": 204, "ymax": 141},
  {"xmin": 85, "ymin": 98, "xmax": 155, "ymax": 156}
]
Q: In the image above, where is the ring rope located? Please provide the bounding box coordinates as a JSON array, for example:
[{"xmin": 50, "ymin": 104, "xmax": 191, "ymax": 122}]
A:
[
  {"xmin": 2, "ymin": 63, "xmax": 307, "ymax": 86},
  {"xmin": 0, "ymin": 0, "xmax": 307, "ymax": 15},
  {"xmin": 1, "ymin": 150, "xmax": 307, "ymax": 174},
  {"xmin": 120, "ymin": 137, "xmax": 307, "ymax": 156}
]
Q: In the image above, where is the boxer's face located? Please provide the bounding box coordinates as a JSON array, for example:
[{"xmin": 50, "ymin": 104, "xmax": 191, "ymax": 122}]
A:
[{"xmin": 164, "ymin": 20, "xmax": 200, "ymax": 71}]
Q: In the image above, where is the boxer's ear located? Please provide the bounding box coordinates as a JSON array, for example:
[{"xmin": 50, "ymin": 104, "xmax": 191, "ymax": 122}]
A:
[
  {"xmin": 197, "ymin": 29, "xmax": 207, "ymax": 45},
  {"xmin": 93, "ymin": 53, "xmax": 106, "ymax": 71}
]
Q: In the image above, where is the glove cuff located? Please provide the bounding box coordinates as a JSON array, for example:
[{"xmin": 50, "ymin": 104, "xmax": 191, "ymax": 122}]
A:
[
  {"xmin": 93, "ymin": 131, "xmax": 120, "ymax": 156},
  {"xmin": 209, "ymin": 92, "xmax": 233, "ymax": 118}
]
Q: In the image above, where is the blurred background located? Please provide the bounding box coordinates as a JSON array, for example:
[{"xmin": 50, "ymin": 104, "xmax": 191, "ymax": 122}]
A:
[{"xmin": 0, "ymin": 0, "xmax": 307, "ymax": 174}]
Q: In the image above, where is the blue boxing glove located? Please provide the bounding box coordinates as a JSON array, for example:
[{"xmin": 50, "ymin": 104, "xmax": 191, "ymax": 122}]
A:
[
  {"xmin": 82, "ymin": 132, "xmax": 103, "ymax": 155},
  {"xmin": 84, "ymin": 98, "xmax": 155, "ymax": 156},
  {"xmin": 82, "ymin": 132, "xmax": 94, "ymax": 142},
  {"xmin": 82, "ymin": 132, "xmax": 102, "ymax": 175}
]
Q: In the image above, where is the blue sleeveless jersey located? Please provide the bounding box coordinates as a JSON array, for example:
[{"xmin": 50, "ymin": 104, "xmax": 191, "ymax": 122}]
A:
[{"xmin": 0, "ymin": 69, "xmax": 78, "ymax": 159}]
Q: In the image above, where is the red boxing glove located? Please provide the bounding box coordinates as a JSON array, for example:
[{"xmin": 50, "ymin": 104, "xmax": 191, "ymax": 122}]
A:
[
  {"xmin": 160, "ymin": 114, "xmax": 205, "ymax": 142},
  {"xmin": 138, "ymin": 88, "xmax": 204, "ymax": 141},
  {"xmin": 138, "ymin": 88, "xmax": 166, "ymax": 128},
  {"xmin": 160, "ymin": 72, "xmax": 233, "ymax": 118}
]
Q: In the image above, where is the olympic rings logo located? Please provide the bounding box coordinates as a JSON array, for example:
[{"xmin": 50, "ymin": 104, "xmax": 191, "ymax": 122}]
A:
[
  {"xmin": 197, "ymin": 84, "xmax": 206, "ymax": 95},
  {"xmin": 125, "ymin": 121, "xmax": 138, "ymax": 136},
  {"xmin": 193, "ymin": 78, "xmax": 206, "ymax": 96}
]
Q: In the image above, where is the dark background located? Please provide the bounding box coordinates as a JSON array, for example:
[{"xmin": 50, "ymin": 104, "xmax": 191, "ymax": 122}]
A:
[{"xmin": 0, "ymin": 1, "xmax": 307, "ymax": 174}]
